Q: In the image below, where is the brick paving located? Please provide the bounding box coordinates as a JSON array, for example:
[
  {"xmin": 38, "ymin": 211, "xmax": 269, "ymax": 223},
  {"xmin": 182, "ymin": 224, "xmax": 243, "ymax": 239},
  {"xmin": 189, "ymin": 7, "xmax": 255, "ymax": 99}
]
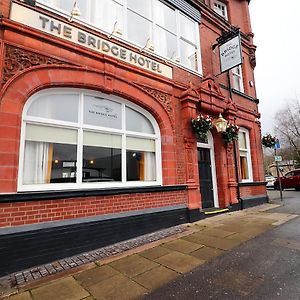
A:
[{"xmin": 3, "ymin": 225, "xmax": 186, "ymax": 288}]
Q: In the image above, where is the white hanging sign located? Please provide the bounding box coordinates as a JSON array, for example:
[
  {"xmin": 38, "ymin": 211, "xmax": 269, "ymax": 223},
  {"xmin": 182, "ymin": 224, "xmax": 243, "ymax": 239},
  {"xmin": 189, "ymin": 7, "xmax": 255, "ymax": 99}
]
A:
[{"xmin": 219, "ymin": 34, "xmax": 242, "ymax": 73}]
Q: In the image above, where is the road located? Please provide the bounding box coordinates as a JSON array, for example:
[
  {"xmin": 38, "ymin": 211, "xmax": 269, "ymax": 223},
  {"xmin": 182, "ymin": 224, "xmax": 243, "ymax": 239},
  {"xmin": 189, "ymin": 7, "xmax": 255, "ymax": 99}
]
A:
[{"xmin": 144, "ymin": 190, "xmax": 300, "ymax": 300}]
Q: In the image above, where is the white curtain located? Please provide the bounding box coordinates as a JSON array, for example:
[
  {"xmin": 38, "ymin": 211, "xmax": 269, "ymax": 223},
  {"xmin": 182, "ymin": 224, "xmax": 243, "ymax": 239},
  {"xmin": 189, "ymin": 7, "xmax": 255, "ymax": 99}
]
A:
[
  {"xmin": 144, "ymin": 152, "xmax": 156, "ymax": 181},
  {"xmin": 23, "ymin": 141, "xmax": 50, "ymax": 184}
]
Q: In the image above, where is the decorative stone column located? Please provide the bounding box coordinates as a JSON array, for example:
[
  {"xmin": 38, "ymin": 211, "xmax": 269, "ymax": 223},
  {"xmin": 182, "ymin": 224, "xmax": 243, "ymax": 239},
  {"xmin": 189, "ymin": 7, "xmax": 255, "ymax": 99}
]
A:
[{"xmin": 179, "ymin": 84, "xmax": 203, "ymax": 222}]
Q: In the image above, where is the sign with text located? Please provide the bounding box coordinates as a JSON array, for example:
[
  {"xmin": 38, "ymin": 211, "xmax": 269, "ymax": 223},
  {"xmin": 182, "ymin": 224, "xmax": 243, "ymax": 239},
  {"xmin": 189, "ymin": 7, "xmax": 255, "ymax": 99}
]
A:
[
  {"xmin": 10, "ymin": 2, "xmax": 173, "ymax": 79},
  {"xmin": 274, "ymin": 156, "xmax": 282, "ymax": 162},
  {"xmin": 219, "ymin": 34, "xmax": 242, "ymax": 73}
]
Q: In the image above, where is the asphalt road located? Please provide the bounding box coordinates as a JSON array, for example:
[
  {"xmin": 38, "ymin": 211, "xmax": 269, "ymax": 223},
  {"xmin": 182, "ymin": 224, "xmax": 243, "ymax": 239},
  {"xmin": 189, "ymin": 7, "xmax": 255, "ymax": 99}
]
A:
[{"xmin": 143, "ymin": 190, "xmax": 300, "ymax": 300}]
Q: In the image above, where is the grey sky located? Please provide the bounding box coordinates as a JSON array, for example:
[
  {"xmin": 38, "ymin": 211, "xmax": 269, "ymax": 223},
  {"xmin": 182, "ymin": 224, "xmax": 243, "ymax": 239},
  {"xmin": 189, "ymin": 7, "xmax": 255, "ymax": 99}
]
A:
[{"xmin": 249, "ymin": 0, "xmax": 300, "ymax": 135}]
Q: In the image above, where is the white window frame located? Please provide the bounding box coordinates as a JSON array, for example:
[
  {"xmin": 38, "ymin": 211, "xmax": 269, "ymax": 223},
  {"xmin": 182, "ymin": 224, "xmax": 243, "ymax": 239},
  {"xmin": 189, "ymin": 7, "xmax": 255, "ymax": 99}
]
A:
[
  {"xmin": 232, "ymin": 65, "xmax": 244, "ymax": 93},
  {"xmin": 238, "ymin": 128, "xmax": 253, "ymax": 182},
  {"xmin": 18, "ymin": 88, "xmax": 162, "ymax": 192},
  {"xmin": 213, "ymin": 0, "xmax": 228, "ymax": 20},
  {"xmin": 36, "ymin": 0, "xmax": 202, "ymax": 74}
]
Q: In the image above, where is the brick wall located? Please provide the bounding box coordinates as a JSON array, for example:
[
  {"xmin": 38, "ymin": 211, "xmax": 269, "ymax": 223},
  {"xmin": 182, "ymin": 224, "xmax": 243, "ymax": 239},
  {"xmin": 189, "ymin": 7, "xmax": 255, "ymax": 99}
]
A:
[{"xmin": 0, "ymin": 190, "xmax": 188, "ymax": 227}]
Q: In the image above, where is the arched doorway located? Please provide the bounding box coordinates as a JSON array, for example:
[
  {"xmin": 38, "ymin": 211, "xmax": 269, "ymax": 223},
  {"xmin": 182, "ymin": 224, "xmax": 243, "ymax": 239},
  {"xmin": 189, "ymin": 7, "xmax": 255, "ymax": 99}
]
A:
[{"xmin": 197, "ymin": 132, "xmax": 219, "ymax": 209}]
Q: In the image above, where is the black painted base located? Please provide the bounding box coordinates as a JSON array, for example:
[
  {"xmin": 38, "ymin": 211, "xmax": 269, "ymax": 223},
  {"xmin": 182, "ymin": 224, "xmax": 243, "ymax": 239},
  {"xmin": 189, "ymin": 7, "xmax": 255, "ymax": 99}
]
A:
[{"xmin": 0, "ymin": 207, "xmax": 188, "ymax": 277}]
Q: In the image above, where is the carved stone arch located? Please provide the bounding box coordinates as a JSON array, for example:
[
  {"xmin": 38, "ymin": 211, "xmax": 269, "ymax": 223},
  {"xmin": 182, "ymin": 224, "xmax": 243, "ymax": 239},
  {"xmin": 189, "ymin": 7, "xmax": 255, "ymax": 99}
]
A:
[{"xmin": 0, "ymin": 65, "xmax": 175, "ymax": 138}]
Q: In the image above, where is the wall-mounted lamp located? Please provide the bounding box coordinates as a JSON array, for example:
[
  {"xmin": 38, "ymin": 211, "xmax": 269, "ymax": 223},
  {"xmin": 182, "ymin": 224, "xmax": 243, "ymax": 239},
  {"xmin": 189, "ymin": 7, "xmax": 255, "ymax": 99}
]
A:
[
  {"xmin": 140, "ymin": 38, "xmax": 155, "ymax": 52},
  {"xmin": 69, "ymin": 1, "xmax": 81, "ymax": 22},
  {"xmin": 213, "ymin": 113, "xmax": 228, "ymax": 132},
  {"xmin": 108, "ymin": 21, "xmax": 123, "ymax": 38},
  {"xmin": 54, "ymin": 159, "xmax": 59, "ymax": 164}
]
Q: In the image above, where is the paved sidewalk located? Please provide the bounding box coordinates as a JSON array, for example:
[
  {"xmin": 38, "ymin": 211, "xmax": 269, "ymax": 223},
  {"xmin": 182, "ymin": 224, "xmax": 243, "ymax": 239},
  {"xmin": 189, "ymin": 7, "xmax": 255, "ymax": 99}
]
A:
[{"xmin": 1, "ymin": 203, "xmax": 298, "ymax": 300}]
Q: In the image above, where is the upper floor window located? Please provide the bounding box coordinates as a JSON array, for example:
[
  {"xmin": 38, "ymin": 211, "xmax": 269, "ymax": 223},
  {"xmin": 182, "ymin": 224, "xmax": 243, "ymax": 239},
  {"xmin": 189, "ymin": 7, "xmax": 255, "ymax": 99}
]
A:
[
  {"xmin": 37, "ymin": 0, "xmax": 201, "ymax": 73},
  {"xmin": 18, "ymin": 89, "xmax": 162, "ymax": 191},
  {"xmin": 232, "ymin": 65, "xmax": 244, "ymax": 93},
  {"xmin": 238, "ymin": 128, "xmax": 252, "ymax": 182},
  {"xmin": 213, "ymin": 1, "xmax": 228, "ymax": 20}
]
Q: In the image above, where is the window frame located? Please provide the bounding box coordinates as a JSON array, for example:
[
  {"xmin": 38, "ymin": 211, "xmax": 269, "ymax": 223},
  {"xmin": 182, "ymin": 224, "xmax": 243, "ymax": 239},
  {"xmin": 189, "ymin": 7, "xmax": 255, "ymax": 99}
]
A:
[
  {"xmin": 232, "ymin": 65, "xmax": 244, "ymax": 93},
  {"xmin": 36, "ymin": 0, "xmax": 202, "ymax": 74},
  {"xmin": 18, "ymin": 88, "xmax": 162, "ymax": 192},
  {"xmin": 238, "ymin": 128, "xmax": 253, "ymax": 182},
  {"xmin": 213, "ymin": 0, "xmax": 228, "ymax": 20}
]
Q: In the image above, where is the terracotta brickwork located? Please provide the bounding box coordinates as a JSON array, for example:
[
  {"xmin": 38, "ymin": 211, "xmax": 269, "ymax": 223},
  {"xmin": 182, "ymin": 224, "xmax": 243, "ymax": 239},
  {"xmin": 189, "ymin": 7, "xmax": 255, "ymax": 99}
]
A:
[
  {"xmin": 0, "ymin": 0, "xmax": 267, "ymax": 228},
  {"xmin": 0, "ymin": 190, "xmax": 187, "ymax": 227}
]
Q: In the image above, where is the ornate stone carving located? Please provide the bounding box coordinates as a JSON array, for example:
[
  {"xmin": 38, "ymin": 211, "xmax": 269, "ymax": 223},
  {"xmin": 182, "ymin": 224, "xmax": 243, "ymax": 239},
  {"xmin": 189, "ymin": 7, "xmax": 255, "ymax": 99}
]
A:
[
  {"xmin": 3, "ymin": 45, "xmax": 66, "ymax": 83},
  {"xmin": 249, "ymin": 48, "xmax": 256, "ymax": 69},
  {"xmin": 134, "ymin": 83, "xmax": 172, "ymax": 113},
  {"xmin": 200, "ymin": 75, "xmax": 224, "ymax": 98}
]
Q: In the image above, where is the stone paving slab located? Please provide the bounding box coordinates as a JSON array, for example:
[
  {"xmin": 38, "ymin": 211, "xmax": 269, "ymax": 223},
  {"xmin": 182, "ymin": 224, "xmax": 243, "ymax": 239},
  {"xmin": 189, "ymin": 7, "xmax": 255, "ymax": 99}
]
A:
[
  {"xmin": 133, "ymin": 265, "xmax": 179, "ymax": 291},
  {"xmin": 154, "ymin": 252, "xmax": 205, "ymax": 274},
  {"xmin": 200, "ymin": 227, "xmax": 236, "ymax": 238},
  {"xmin": 30, "ymin": 277, "xmax": 89, "ymax": 300},
  {"xmin": 189, "ymin": 246, "xmax": 225, "ymax": 261},
  {"xmin": 87, "ymin": 273, "xmax": 147, "ymax": 300},
  {"xmin": 162, "ymin": 239, "xmax": 204, "ymax": 254},
  {"xmin": 109, "ymin": 254, "xmax": 158, "ymax": 278},
  {"xmin": 74, "ymin": 265, "xmax": 120, "ymax": 289},
  {"xmin": 139, "ymin": 246, "xmax": 172, "ymax": 260}
]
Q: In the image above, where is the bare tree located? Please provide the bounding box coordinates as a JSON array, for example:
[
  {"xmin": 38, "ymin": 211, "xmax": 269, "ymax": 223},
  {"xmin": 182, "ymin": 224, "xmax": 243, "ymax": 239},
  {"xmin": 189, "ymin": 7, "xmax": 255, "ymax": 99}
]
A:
[{"xmin": 274, "ymin": 99, "xmax": 300, "ymax": 167}]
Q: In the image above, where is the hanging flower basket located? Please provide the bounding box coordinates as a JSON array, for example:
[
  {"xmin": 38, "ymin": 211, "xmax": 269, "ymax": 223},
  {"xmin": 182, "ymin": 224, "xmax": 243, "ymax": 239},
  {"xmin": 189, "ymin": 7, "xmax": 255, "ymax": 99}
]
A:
[
  {"xmin": 191, "ymin": 114, "xmax": 213, "ymax": 139},
  {"xmin": 222, "ymin": 123, "xmax": 239, "ymax": 144},
  {"xmin": 262, "ymin": 134, "xmax": 276, "ymax": 148}
]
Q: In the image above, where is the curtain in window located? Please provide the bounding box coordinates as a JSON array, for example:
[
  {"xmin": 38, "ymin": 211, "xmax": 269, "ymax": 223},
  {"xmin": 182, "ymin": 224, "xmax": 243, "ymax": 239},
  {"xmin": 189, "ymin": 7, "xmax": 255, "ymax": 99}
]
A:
[
  {"xmin": 23, "ymin": 141, "xmax": 53, "ymax": 184},
  {"xmin": 144, "ymin": 152, "xmax": 156, "ymax": 180}
]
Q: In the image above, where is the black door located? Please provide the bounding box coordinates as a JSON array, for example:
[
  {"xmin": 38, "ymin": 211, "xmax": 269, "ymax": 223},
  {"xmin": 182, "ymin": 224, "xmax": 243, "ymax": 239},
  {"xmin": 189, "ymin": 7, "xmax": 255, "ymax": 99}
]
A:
[{"xmin": 198, "ymin": 148, "xmax": 214, "ymax": 209}]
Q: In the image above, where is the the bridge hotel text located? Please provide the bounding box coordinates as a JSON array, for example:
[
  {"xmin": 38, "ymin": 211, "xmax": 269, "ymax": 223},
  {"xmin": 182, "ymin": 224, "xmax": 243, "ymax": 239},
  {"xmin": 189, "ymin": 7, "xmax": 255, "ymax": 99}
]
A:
[{"xmin": 9, "ymin": 2, "xmax": 173, "ymax": 79}]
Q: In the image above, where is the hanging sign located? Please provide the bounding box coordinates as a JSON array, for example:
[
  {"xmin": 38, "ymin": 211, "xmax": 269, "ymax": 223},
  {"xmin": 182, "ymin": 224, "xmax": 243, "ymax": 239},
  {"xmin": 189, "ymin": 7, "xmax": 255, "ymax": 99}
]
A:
[{"xmin": 219, "ymin": 34, "xmax": 242, "ymax": 73}]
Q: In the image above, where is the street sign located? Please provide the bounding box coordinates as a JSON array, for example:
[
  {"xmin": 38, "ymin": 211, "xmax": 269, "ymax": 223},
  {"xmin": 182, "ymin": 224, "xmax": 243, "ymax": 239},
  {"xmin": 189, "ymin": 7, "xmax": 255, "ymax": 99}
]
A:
[
  {"xmin": 274, "ymin": 140, "xmax": 281, "ymax": 149},
  {"xmin": 275, "ymin": 155, "xmax": 282, "ymax": 162}
]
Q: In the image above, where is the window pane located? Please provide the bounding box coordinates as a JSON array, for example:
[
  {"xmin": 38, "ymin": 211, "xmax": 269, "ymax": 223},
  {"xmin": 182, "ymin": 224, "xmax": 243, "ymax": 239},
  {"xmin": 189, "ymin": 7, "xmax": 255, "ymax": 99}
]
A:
[
  {"xmin": 180, "ymin": 40, "xmax": 198, "ymax": 71},
  {"xmin": 83, "ymin": 131, "xmax": 121, "ymax": 148},
  {"xmin": 179, "ymin": 13, "xmax": 196, "ymax": 43},
  {"xmin": 23, "ymin": 141, "xmax": 77, "ymax": 184},
  {"xmin": 238, "ymin": 132, "xmax": 247, "ymax": 149},
  {"xmin": 127, "ymin": 10, "xmax": 151, "ymax": 47},
  {"xmin": 127, "ymin": 151, "xmax": 156, "ymax": 181},
  {"xmin": 155, "ymin": 27, "xmax": 177, "ymax": 59},
  {"xmin": 154, "ymin": 1, "xmax": 176, "ymax": 32},
  {"xmin": 126, "ymin": 107, "xmax": 155, "ymax": 134},
  {"xmin": 127, "ymin": 0, "xmax": 151, "ymax": 18},
  {"xmin": 26, "ymin": 124, "xmax": 77, "ymax": 144},
  {"xmin": 127, "ymin": 137, "xmax": 155, "ymax": 152},
  {"xmin": 240, "ymin": 155, "xmax": 249, "ymax": 180},
  {"xmin": 83, "ymin": 146, "xmax": 121, "ymax": 182},
  {"xmin": 27, "ymin": 94, "xmax": 79, "ymax": 123},
  {"xmin": 84, "ymin": 96, "xmax": 122, "ymax": 129},
  {"xmin": 92, "ymin": 0, "xmax": 123, "ymax": 34}
]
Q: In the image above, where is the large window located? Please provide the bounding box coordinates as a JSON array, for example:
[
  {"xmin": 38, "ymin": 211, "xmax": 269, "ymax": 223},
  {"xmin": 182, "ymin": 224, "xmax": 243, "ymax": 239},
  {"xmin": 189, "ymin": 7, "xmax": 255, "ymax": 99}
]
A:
[
  {"xmin": 238, "ymin": 128, "xmax": 252, "ymax": 182},
  {"xmin": 19, "ymin": 89, "xmax": 161, "ymax": 191},
  {"xmin": 37, "ymin": 0, "xmax": 201, "ymax": 72}
]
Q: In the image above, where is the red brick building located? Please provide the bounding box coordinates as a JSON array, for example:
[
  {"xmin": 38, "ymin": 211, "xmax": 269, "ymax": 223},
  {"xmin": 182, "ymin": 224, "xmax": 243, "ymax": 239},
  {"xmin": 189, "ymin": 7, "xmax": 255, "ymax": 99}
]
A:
[{"xmin": 0, "ymin": 0, "xmax": 266, "ymax": 274}]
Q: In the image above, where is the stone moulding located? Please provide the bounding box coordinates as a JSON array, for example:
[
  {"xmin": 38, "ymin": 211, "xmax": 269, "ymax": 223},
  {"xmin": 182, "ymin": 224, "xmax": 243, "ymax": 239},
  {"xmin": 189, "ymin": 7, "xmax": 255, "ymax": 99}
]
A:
[
  {"xmin": 2, "ymin": 45, "xmax": 66, "ymax": 84},
  {"xmin": 133, "ymin": 83, "xmax": 173, "ymax": 114}
]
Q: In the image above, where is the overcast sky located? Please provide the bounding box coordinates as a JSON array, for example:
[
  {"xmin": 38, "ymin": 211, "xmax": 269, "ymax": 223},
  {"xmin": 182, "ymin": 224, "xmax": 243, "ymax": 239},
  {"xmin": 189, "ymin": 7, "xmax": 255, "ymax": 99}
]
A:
[{"xmin": 249, "ymin": 0, "xmax": 300, "ymax": 135}]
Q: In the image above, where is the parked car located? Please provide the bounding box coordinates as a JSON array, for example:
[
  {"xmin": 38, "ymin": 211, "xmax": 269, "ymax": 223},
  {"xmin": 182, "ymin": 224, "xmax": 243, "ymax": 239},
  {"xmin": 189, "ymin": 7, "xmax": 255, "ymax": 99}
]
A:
[
  {"xmin": 274, "ymin": 169, "xmax": 300, "ymax": 191},
  {"xmin": 265, "ymin": 175, "xmax": 276, "ymax": 188}
]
